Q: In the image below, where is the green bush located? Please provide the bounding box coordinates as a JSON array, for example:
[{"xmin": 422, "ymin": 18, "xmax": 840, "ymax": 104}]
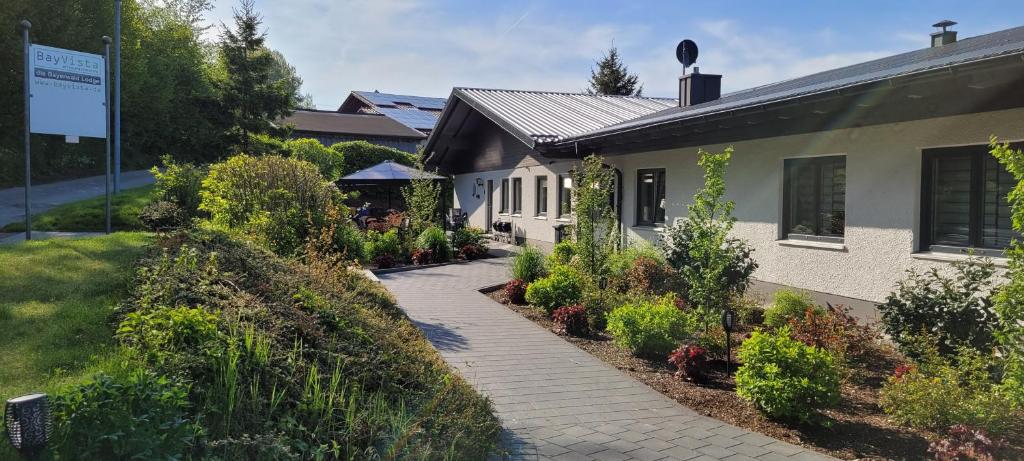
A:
[
  {"xmin": 764, "ymin": 289, "xmax": 822, "ymax": 328},
  {"xmin": 330, "ymin": 140, "xmax": 418, "ymax": 177},
  {"xmin": 735, "ymin": 327, "xmax": 841, "ymax": 424},
  {"xmin": 548, "ymin": 240, "xmax": 576, "ymax": 267},
  {"xmin": 365, "ymin": 229, "xmax": 404, "ymax": 261},
  {"xmin": 525, "ymin": 265, "xmax": 586, "ymax": 314},
  {"xmin": 287, "ymin": 138, "xmax": 345, "ymax": 182},
  {"xmin": 580, "ymin": 287, "xmax": 631, "ymax": 332},
  {"xmin": 879, "ymin": 339, "xmax": 1023, "ymax": 436},
  {"xmin": 879, "ymin": 257, "xmax": 999, "ymax": 358},
  {"xmin": 51, "ymin": 370, "xmax": 200, "ymax": 459},
  {"xmin": 415, "ymin": 226, "xmax": 452, "ymax": 262},
  {"xmin": 332, "ymin": 220, "xmax": 367, "ymax": 261},
  {"xmin": 117, "ymin": 306, "xmax": 224, "ymax": 365},
  {"xmin": 605, "ymin": 240, "xmax": 665, "ymax": 277},
  {"xmin": 509, "ymin": 245, "xmax": 547, "ymax": 283},
  {"xmin": 138, "ymin": 200, "xmax": 186, "ymax": 232},
  {"xmin": 452, "ymin": 226, "xmax": 486, "ymax": 249},
  {"xmin": 606, "ymin": 294, "xmax": 696, "ymax": 357},
  {"xmin": 151, "ymin": 155, "xmax": 206, "ymax": 219}
]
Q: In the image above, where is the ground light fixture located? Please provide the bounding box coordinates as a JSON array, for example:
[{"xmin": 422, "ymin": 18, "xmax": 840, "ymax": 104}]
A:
[{"xmin": 4, "ymin": 393, "xmax": 51, "ymax": 457}]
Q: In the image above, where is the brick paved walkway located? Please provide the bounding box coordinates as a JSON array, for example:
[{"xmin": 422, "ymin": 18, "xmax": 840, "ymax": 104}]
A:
[{"xmin": 377, "ymin": 258, "xmax": 835, "ymax": 461}]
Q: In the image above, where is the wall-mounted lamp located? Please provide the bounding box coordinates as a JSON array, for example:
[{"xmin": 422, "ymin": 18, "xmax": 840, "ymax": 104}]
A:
[
  {"xmin": 474, "ymin": 178, "xmax": 484, "ymax": 198},
  {"xmin": 5, "ymin": 393, "xmax": 51, "ymax": 455}
]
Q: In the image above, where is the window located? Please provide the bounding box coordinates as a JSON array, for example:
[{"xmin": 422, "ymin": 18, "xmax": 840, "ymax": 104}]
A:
[
  {"xmin": 512, "ymin": 178, "xmax": 522, "ymax": 214},
  {"xmin": 922, "ymin": 144, "xmax": 1018, "ymax": 255},
  {"xmin": 499, "ymin": 178, "xmax": 509, "ymax": 213},
  {"xmin": 557, "ymin": 175, "xmax": 572, "ymax": 218},
  {"xmin": 782, "ymin": 156, "xmax": 846, "ymax": 241},
  {"xmin": 536, "ymin": 176, "xmax": 548, "ymax": 216},
  {"xmin": 636, "ymin": 169, "xmax": 666, "ymax": 227}
]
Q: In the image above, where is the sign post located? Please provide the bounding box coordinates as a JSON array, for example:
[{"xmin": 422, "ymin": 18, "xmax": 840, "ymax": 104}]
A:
[
  {"xmin": 103, "ymin": 36, "xmax": 112, "ymax": 234},
  {"xmin": 20, "ymin": 20, "xmax": 31, "ymax": 240}
]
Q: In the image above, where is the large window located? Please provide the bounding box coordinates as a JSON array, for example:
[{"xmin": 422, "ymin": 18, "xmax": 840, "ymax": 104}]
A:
[
  {"xmin": 783, "ymin": 156, "xmax": 846, "ymax": 241},
  {"xmin": 536, "ymin": 176, "xmax": 548, "ymax": 216},
  {"xmin": 922, "ymin": 144, "xmax": 1018, "ymax": 255},
  {"xmin": 636, "ymin": 169, "xmax": 666, "ymax": 227},
  {"xmin": 511, "ymin": 178, "xmax": 522, "ymax": 214},
  {"xmin": 499, "ymin": 178, "xmax": 509, "ymax": 214},
  {"xmin": 557, "ymin": 175, "xmax": 572, "ymax": 218}
]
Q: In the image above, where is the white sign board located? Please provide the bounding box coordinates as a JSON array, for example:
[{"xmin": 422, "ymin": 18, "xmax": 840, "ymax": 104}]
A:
[{"xmin": 29, "ymin": 44, "xmax": 106, "ymax": 138}]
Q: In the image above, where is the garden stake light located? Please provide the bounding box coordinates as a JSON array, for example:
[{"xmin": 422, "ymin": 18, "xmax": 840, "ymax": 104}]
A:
[{"xmin": 4, "ymin": 393, "xmax": 51, "ymax": 458}]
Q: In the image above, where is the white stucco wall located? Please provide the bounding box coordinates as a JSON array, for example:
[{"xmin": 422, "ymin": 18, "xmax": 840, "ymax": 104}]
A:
[{"xmin": 454, "ymin": 107, "xmax": 1024, "ymax": 302}]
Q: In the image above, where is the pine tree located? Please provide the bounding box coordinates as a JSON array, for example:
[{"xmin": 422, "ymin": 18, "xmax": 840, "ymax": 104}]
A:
[
  {"xmin": 586, "ymin": 46, "xmax": 643, "ymax": 96},
  {"xmin": 218, "ymin": 0, "xmax": 295, "ymax": 151}
]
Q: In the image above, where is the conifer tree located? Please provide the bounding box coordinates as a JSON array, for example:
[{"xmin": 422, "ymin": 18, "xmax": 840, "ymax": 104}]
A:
[{"xmin": 586, "ymin": 46, "xmax": 643, "ymax": 96}]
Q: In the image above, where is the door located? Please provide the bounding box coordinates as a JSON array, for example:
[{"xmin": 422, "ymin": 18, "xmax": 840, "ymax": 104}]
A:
[{"xmin": 485, "ymin": 179, "xmax": 494, "ymax": 231}]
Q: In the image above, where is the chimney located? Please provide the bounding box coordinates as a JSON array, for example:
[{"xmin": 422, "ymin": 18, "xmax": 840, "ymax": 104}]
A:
[
  {"xmin": 931, "ymin": 20, "xmax": 958, "ymax": 47},
  {"xmin": 678, "ymin": 67, "xmax": 722, "ymax": 107}
]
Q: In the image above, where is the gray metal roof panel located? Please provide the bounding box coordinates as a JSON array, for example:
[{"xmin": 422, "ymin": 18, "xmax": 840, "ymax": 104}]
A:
[{"xmin": 561, "ymin": 25, "xmax": 1024, "ymax": 142}]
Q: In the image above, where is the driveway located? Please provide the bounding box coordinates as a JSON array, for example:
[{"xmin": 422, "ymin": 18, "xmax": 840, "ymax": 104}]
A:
[
  {"xmin": 0, "ymin": 170, "xmax": 154, "ymax": 227},
  {"xmin": 377, "ymin": 258, "xmax": 835, "ymax": 461}
]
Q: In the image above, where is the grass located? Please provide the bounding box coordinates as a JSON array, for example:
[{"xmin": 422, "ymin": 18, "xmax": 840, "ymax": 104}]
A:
[
  {"xmin": 0, "ymin": 233, "xmax": 151, "ymax": 402},
  {"xmin": 1, "ymin": 185, "xmax": 155, "ymax": 232}
]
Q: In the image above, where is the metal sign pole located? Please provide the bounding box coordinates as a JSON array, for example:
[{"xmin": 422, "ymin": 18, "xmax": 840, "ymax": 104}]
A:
[
  {"xmin": 20, "ymin": 20, "xmax": 32, "ymax": 241},
  {"xmin": 113, "ymin": 0, "xmax": 122, "ymax": 193},
  {"xmin": 103, "ymin": 36, "xmax": 112, "ymax": 234}
]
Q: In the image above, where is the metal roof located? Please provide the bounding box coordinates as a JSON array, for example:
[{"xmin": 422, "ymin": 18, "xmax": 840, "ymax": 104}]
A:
[
  {"xmin": 283, "ymin": 110, "xmax": 426, "ymax": 139},
  {"xmin": 452, "ymin": 88, "xmax": 677, "ymax": 144},
  {"xmin": 339, "ymin": 160, "xmax": 444, "ymax": 183},
  {"xmin": 558, "ymin": 25, "xmax": 1024, "ymax": 144}
]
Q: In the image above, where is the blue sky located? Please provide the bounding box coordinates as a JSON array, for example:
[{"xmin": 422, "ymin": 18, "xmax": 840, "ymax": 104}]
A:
[{"xmin": 204, "ymin": 1, "xmax": 1024, "ymax": 109}]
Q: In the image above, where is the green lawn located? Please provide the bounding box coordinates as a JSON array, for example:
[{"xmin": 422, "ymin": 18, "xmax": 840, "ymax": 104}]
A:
[
  {"xmin": 2, "ymin": 185, "xmax": 155, "ymax": 232},
  {"xmin": 0, "ymin": 233, "xmax": 151, "ymax": 403}
]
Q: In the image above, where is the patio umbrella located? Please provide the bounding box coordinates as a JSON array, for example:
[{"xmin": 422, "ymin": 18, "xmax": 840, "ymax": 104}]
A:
[{"xmin": 338, "ymin": 160, "xmax": 446, "ymax": 211}]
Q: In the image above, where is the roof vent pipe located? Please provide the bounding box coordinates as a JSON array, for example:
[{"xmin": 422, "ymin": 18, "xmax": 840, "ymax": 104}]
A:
[{"xmin": 931, "ymin": 20, "xmax": 957, "ymax": 47}]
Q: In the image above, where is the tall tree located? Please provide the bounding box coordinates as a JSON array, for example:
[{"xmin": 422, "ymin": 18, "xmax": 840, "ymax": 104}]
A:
[
  {"xmin": 268, "ymin": 50, "xmax": 314, "ymax": 109},
  {"xmin": 586, "ymin": 46, "xmax": 643, "ymax": 96},
  {"xmin": 217, "ymin": 0, "xmax": 294, "ymax": 151}
]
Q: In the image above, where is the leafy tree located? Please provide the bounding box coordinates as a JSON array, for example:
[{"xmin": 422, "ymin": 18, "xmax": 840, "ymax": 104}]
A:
[
  {"xmin": 586, "ymin": 46, "xmax": 642, "ymax": 96},
  {"xmin": 662, "ymin": 147, "xmax": 757, "ymax": 329},
  {"xmin": 267, "ymin": 49, "xmax": 314, "ymax": 109},
  {"xmin": 990, "ymin": 137, "xmax": 1024, "ymax": 403},
  {"xmin": 216, "ymin": 0, "xmax": 295, "ymax": 152},
  {"xmin": 401, "ymin": 161, "xmax": 443, "ymax": 235},
  {"xmin": 571, "ymin": 154, "xmax": 618, "ymax": 277}
]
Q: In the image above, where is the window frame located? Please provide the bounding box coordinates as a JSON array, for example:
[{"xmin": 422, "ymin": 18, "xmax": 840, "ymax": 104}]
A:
[
  {"xmin": 920, "ymin": 144, "xmax": 1019, "ymax": 257},
  {"xmin": 635, "ymin": 168, "xmax": 667, "ymax": 227},
  {"xmin": 781, "ymin": 155, "xmax": 847, "ymax": 243},
  {"xmin": 499, "ymin": 178, "xmax": 509, "ymax": 214},
  {"xmin": 511, "ymin": 177, "xmax": 523, "ymax": 215},
  {"xmin": 557, "ymin": 174, "xmax": 572, "ymax": 219},
  {"xmin": 535, "ymin": 175, "xmax": 548, "ymax": 217}
]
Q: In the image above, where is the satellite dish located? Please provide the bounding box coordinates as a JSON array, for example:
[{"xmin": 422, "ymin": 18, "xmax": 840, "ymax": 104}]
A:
[{"xmin": 675, "ymin": 39, "xmax": 698, "ymax": 68}]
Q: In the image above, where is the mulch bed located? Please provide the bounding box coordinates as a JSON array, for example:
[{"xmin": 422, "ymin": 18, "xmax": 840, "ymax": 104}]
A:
[{"xmin": 484, "ymin": 288, "xmax": 1023, "ymax": 461}]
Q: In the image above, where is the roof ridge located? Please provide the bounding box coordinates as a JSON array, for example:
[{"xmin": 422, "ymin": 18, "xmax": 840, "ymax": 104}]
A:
[{"xmin": 455, "ymin": 87, "xmax": 676, "ymax": 101}]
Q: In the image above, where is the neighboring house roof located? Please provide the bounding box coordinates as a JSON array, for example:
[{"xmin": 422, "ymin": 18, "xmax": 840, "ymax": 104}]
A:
[
  {"xmin": 558, "ymin": 25, "xmax": 1024, "ymax": 144},
  {"xmin": 283, "ymin": 109, "xmax": 426, "ymax": 139},
  {"xmin": 339, "ymin": 160, "xmax": 444, "ymax": 184},
  {"xmin": 339, "ymin": 91, "xmax": 447, "ymax": 132}
]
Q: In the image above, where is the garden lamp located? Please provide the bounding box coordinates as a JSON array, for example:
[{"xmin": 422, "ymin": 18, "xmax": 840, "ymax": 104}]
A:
[{"xmin": 4, "ymin": 394, "xmax": 51, "ymax": 456}]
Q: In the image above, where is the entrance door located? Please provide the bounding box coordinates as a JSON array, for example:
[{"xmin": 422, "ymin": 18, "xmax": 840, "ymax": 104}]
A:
[{"xmin": 485, "ymin": 179, "xmax": 494, "ymax": 231}]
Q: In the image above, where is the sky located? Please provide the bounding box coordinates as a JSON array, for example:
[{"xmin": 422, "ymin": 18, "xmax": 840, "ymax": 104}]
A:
[{"xmin": 202, "ymin": 1, "xmax": 1024, "ymax": 109}]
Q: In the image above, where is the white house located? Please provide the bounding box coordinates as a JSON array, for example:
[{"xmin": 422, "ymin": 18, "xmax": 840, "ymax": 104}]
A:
[{"xmin": 423, "ymin": 24, "xmax": 1024, "ymax": 318}]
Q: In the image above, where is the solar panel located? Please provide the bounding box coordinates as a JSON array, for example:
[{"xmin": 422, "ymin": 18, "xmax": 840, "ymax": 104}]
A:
[{"xmin": 355, "ymin": 91, "xmax": 446, "ymax": 110}]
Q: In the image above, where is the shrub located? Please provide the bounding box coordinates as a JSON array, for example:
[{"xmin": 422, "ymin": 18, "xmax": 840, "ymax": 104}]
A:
[
  {"xmin": 617, "ymin": 256, "xmax": 678, "ymax": 295},
  {"xmin": 548, "ymin": 240, "xmax": 576, "ymax": 266},
  {"xmin": 735, "ymin": 327, "xmax": 841, "ymax": 424},
  {"xmin": 139, "ymin": 200, "xmax": 186, "ymax": 232},
  {"xmin": 764, "ymin": 289, "xmax": 821, "ymax": 328},
  {"xmin": 365, "ymin": 229, "xmax": 403, "ymax": 262},
  {"xmin": 552, "ymin": 304, "xmax": 589, "ymax": 337},
  {"xmin": 459, "ymin": 244, "xmax": 488, "ymax": 260},
  {"xmin": 789, "ymin": 304, "xmax": 880, "ymax": 370},
  {"xmin": 525, "ymin": 265, "xmax": 585, "ymax": 314},
  {"xmin": 452, "ymin": 226, "xmax": 486, "ymax": 249},
  {"xmin": 411, "ymin": 248, "xmax": 433, "ymax": 265},
  {"xmin": 929, "ymin": 425, "xmax": 1002, "ymax": 461},
  {"xmin": 607, "ymin": 295, "xmax": 696, "ymax": 357},
  {"xmin": 287, "ymin": 138, "xmax": 344, "ymax": 182},
  {"xmin": 330, "ymin": 140, "xmax": 417, "ymax": 177},
  {"xmin": 579, "ymin": 287, "xmax": 631, "ymax": 333},
  {"xmin": 117, "ymin": 305, "xmax": 224, "ymax": 365},
  {"xmin": 151, "ymin": 155, "xmax": 205, "ymax": 219},
  {"xmin": 504, "ymin": 279, "xmax": 528, "ymax": 304},
  {"xmin": 51, "ymin": 370, "xmax": 199, "ymax": 459},
  {"xmin": 372, "ymin": 254, "xmax": 396, "ymax": 269},
  {"xmin": 879, "ymin": 340, "xmax": 1022, "ymax": 435},
  {"xmin": 733, "ymin": 295, "xmax": 765, "ymax": 325},
  {"xmin": 668, "ymin": 344, "xmax": 708, "ymax": 383},
  {"xmin": 605, "ymin": 240, "xmax": 665, "ymax": 278},
  {"xmin": 415, "ymin": 226, "xmax": 452, "ymax": 263},
  {"xmin": 331, "ymin": 218, "xmax": 367, "ymax": 261},
  {"xmin": 509, "ymin": 245, "xmax": 547, "ymax": 283},
  {"xmin": 402, "ymin": 162, "xmax": 444, "ymax": 235}
]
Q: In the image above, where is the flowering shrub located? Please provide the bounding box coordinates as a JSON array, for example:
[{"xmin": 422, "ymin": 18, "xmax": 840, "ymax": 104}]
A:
[
  {"xmin": 735, "ymin": 327, "xmax": 841, "ymax": 424},
  {"xmin": 789, "ymin": 304, "xmax": 879, "ymax": 369},
  {"xmin": 459, "ymin": 244, "xmax": 488, "ymax": 260},
  {"xmin": 551, "ymin": 304, "xmax": 589, "ymax": 337},
  {"xmin": 411, "ymin": 248, "xmax": 433, "ymax": 265},
  {"xmin": 525, "ymin": 266, "xmax": 585, "ymax": 314},
  {"xmin": 607, "ymin": 295, "xmax": 696, "ymax": 357},
  {"xmin": 668, "ymin": 344, "xmax": 707, "ymax": 382},
  {"xmin": 929, "ymin": 425, "xmax": 1001, "ymax": 461},
  {"xmin": 619, "ymin": 256, "xmax": 678, "ymax": 295},
  {"xmin": 504, "ymin": 279, "xmax": 528, "ymax": 304}
]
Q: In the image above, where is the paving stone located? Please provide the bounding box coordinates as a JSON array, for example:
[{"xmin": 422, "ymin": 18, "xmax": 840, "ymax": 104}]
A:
[
  {"xmin": 697, "ymin": 444, "xmax": 737, "ymax": 459},
  {"xmin": 618, "ymin": 430, "xmax": 653, "ymax": 443},
  {"xmin": 591, "ymin": 449, "xmax": 632, "ymax": 461},
  {"xmin": 627, "ymin": 447, "xmax": 670, "ymax": 461}
]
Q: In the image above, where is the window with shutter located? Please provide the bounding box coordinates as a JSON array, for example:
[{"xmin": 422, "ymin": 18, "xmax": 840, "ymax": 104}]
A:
[{"xmin": 783, "ymin": 156, "xmax": 846, "ymax": 241}]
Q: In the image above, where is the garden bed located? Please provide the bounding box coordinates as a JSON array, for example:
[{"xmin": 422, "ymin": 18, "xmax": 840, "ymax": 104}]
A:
[{"xmin": 484, "ymin": 287, "xmax": 1023, "ymax": 461}]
